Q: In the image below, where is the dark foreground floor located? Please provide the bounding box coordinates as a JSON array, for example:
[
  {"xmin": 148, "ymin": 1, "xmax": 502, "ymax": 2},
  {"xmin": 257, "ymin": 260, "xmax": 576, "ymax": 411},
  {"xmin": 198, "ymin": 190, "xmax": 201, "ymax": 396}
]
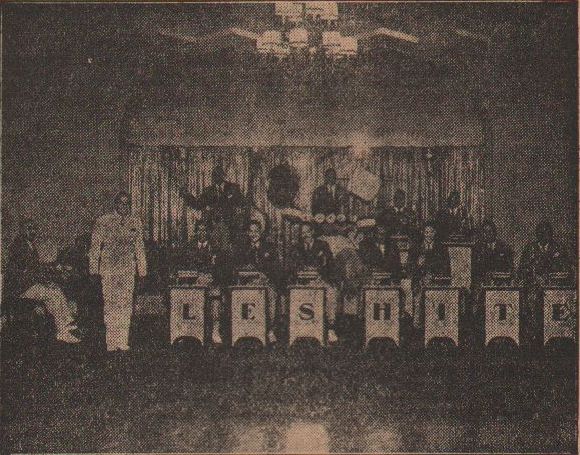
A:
[{"xmin": 1, "ymin": 318, "xmax": 577, "ymax": 454}]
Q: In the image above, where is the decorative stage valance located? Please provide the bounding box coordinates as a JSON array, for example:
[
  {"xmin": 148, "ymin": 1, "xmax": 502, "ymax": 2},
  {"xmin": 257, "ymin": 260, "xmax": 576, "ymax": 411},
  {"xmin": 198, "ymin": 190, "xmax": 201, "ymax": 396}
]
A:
[
  {"xmin": 127, "ymin": 146, "xmax": 485, "ymax": 246},
  {"xmin": 124, "ymin": 56, "xmax": 483, "ymax": 148}
]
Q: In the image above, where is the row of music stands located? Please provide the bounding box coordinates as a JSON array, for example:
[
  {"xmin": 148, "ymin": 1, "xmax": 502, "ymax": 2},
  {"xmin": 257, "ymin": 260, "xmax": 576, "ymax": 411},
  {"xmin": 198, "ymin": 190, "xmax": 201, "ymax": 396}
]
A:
[{"xmin": 169, "ymin": 271, "xmax": 576, "ymax": 348}]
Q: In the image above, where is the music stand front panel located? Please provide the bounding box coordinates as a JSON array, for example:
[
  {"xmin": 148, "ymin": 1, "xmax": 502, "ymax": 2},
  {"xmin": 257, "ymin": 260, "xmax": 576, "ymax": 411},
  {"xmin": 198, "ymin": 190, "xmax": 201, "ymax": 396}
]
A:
[
  {"xmin": 170, "ymin": 286, "xmax": 207, "ymax": 344},
  {"xmin": 363, "ymin": 286, "xmax": 401, "ymax": 346},
  {"xmin": 543, "ymin": 288, "xmax": 576, "ymax": 344},
  {"xmin": 231, "ymin": 286, "xmax": 268, "ymax": 346},
  {"xmin": 289, "ymin": 286, "xmax": 326, "ymax": 346},
  {"xmin": 484, "ymin": 288, "xmax": 520, "ymax": 346},
  {"xmin": 424, "ymin": 288, "xmax": 460, "ymax": 346}
]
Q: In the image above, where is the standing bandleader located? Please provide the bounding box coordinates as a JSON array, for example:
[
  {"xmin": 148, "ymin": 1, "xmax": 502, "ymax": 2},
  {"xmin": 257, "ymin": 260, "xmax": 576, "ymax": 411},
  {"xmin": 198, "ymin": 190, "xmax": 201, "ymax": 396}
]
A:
[{"xmin": 89, "ymin": 191, "xmax": 147, "ymax": 351}]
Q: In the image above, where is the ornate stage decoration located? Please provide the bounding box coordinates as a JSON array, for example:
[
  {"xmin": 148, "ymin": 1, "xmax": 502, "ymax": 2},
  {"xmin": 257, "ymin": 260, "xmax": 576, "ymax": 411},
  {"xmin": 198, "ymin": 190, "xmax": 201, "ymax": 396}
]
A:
[{"xmin": 258, "ymin": 2, "xmax": 358, "ymax": 61}]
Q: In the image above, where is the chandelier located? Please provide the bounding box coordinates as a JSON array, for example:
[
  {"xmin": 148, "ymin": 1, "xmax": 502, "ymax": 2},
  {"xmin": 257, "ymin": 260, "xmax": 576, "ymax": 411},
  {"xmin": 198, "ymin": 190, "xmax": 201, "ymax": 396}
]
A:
[{"xmin": 256, "ymin": 2, "xmax": 358, "ymax": 60}]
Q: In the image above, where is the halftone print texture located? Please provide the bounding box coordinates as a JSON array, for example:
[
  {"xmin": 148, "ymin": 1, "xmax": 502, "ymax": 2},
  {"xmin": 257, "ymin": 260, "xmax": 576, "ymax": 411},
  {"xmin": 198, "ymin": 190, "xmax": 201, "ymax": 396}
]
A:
[{"xmin": 1, "ymin": 2, "xmax": 577, "ymax": 454}]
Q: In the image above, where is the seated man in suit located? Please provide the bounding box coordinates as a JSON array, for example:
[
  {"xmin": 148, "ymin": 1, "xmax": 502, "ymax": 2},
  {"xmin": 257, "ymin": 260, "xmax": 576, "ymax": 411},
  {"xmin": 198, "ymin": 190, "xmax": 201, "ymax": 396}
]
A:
[
  {"xmin": 472, "ymin": 219, "xmax": 513, "ymax": 287},
  {"xmin": 57, "ymin": 233, "xmax": 104, "ymax": 349},
  {"xmin": 289, "ymin": 222, "xmax": 338, "ymax": 342},
  {"xmin": 408, "ymin": 222, "xmax": 451, "ymax": 328},
  {"xmin": 237, "ymin": 220, "xmax": 285, "ymax": 343},
  {"xmin": 435, "ymin": 190, "xmax": 472, "ymax": 241},
  {"xmin": 518, "ymin": 221, "xmax": 572, "ymax": 287},
  {"xmin": 179, "ymin": 166, "xmax": 244, "ymax": 232},
  {"xmin": 5, "ymin": 219, "xmax": 79, "ymax": 344},
  {"xmin": 471, "ymin": 220, "xmax": 514, "ymax": 341},
  {"xmin": 517, "ymin": 221, "xmax": 573, "ymax": 346},
  {"xmin": 358, "ymin": 224, "xmax": 403, "ymax": 283},
  {"xmin": 376, "ymin": 189, "xmax": 419, "ymax": 239},
  {"xmin": 178, "ymin": 222, "xmax": 233, "ymax": 344},
  {"xmin": 311, "ymin": 168, "xmax": 348, "ymax": 216}
]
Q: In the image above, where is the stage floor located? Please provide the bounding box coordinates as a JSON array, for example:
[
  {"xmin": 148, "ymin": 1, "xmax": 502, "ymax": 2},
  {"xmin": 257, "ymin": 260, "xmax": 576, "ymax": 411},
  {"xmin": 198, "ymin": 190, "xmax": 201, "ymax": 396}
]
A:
[{"xmin": 2, "ymin": 317, "xmax": 577, "ymax": 454}]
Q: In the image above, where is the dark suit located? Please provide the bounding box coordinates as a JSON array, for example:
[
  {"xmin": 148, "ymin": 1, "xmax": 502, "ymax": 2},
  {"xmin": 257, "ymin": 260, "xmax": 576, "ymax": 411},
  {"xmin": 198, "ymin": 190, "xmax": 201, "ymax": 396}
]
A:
[
  {"xmin": 435, "ymin": 207, "xmax": 471, "ymax": 240},
  {"xmin": 5, "ymin": 235, "xmax": 41, "ymax": 297},
  {"xmin": 517, "ymin": 241, "xmax": 572, "ymax": 347},
  {"xmin": 175, "ymin": 241, "xmax": 234, "ymax": 288},
  {"xmin": 182, "ymin": 241, "xmax": 214, "ymax": 273},
  {"xmin": 376, "ymin": 206, "xmax": 418, "ymax": 237},
  {"xmin": 408, "ymin": 240, "xmax": 451, "ymax": 283},
  {"xmin": 311, "ymin": 184, "xmax": 347, "ymax": 216},
  {"xmin": 358, "ymin": 237, "xmax": 402, "ymax": 282},
  {"xmin": 518, "ymin": 241, "xmax": 571, "ymax": 286},
  {"xmin": 182, "ymin": 181, "xmax": 243, "ymax": 225},
  {"xmin": 472, "ymin": 239, "xmax": 513, "ymax": 285},
  {"xmin": 289, "ymin": 238, "xmax": 333, "ymax": 280},
  {"xmin": 57, "ymin": 243, "xmax": 105, "ymax": 350},
  {"xmin": 237, "ymin": 237, "xmax": 284, "ymax": 289}
]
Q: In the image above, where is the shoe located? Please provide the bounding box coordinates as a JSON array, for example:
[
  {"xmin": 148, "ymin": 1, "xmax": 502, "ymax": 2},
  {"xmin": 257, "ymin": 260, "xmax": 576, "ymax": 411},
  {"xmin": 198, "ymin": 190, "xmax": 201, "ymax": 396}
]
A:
[
  {"xmin": 58, "ymin": 330, "xmax": 81, "ymax": 344},
  {"xmin": 327, "ymin": 329, "xmax": 338, "ymax": 343},
  {"xmin": 212, "ymin": 328, "xmax": 222, "ymax": 344},
  {"xmin": 267, "ymin": 329, "xmax": 277, "ymax": 344}
]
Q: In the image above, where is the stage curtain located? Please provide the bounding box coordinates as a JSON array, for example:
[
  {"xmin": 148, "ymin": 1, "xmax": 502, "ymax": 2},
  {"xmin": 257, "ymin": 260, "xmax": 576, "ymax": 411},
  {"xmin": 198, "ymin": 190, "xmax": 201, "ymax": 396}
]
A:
[
  {"xmin": 371, "ymin": 147, "xmax": 484, "ymax": 224},
  {"xmin": 129, "ymin": 146, "xmax": 250, "ymax": 244},
  {"xmin": 128, "ymin": 146, "xmax": 484, "ymax": 245}
]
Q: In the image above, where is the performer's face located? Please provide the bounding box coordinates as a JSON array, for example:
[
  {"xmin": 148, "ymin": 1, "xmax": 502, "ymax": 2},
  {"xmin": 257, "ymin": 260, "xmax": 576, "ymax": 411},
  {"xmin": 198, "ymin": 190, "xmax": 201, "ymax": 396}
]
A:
[
  {"xmin": 394, "ymin": 192, "xmax": 405, "ymax": 208},
  {"xmin": 424, "ymin": 226, "xmax": 436, "ymax": 243},
  {"xmin": 302, "ymin": 225, "xmax": 313, "ymax": 242},
  {"xmin": 212, "ymin": 170, "xmax": 225, "ymax": 186},
  {"xmin": 197, "ymin": 225, "xmax": 208, "ymax": 243},
  {"xmin": 248, "ymin": 224, "xmax": 261, "ymax": 243},
  {"xmin": 483, "ymin": 224, "xmax": 496, "ymax": 243},
  {"xmin": 536, "ymin": 224, "xmax": 553, "ymax": 245},
  {"xmin": 325, "ymin": 170, "xmax": 337, "ymax": 186},
  {"xmin": 448, "ymin": 192, "xmax": 459, "ymax": 208},
  {"xmin": 23, "ymin": 222, "xmax": 38, "ymax": 241},
  {"xmin": 116, "ymin": 196, "xmax": 131, "ymax": 217},
  {"xmin": 375, "ymin": 226, "xmax": 386, "ymax": 242}
]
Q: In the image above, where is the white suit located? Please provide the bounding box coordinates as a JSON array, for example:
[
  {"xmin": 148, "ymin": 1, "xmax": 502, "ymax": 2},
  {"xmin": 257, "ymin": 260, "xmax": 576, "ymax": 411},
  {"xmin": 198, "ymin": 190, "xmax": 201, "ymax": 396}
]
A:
[{"xmin": 89, "ymin": 211, "xmax": 147, "ymax": 351}]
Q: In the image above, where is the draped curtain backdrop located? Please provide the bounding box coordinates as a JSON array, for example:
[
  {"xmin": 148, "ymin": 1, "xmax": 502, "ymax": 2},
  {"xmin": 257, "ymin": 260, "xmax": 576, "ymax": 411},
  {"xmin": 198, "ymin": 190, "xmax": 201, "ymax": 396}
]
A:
[{"xmin": 128, "ymin": 146, "xmax": 484, "ymax": 245}]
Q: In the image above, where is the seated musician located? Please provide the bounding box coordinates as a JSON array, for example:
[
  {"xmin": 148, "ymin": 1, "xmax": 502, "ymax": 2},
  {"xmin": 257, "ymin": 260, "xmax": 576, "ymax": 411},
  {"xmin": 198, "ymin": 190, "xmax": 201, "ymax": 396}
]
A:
[
  {"xmin": 5, "ymin": 219, "xmax": 79, "ymax": 344},
  {"xmin": 56, "ymin": 233, "xmax": 104, "ymax": 347},
  {"xmin": 376, "ymin": 189, "xmax": 419, "ymax": 239},
  {"xmin": 517, "ymin": 221, "xmax": 573, "ymax": 346},
  {"xmin": 236, "ymin": 220, "xmax": 285, "ymax": 344},
  {"xmin": 176, "ymin": 222, "xmax": 233, "ymax": 344},
  {"xmin": 334, "ymin": 247, "xmax": 367, "ymax": 348},
  {"xmin": 407, "ymin": 222, "xmax": 451, "ymax": 328},
  {"xmin": 517, "ymin": 221, "xmax": 572, "ymax": 287},
  {"xmin": 358, "ymin": 224, "xmax": 403, "ymax": 283},
  {"xmin": 472, "ymin": 219, "xmax": 513, "ymax": 288},
  {"xmin": 289, "ymin": 222, "xmax": 338, "ymax": 343},
  {"xmin": 434, "ymin": 190, "xmax": 473, "ymax": 241}
]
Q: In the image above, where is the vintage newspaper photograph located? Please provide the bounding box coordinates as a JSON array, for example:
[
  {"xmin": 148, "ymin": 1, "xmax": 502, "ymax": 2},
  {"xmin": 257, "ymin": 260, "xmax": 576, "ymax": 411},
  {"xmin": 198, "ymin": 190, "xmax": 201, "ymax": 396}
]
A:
[{"xmin": 1, "ymin": 1, "xmax": 578, "ymax": 453}]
